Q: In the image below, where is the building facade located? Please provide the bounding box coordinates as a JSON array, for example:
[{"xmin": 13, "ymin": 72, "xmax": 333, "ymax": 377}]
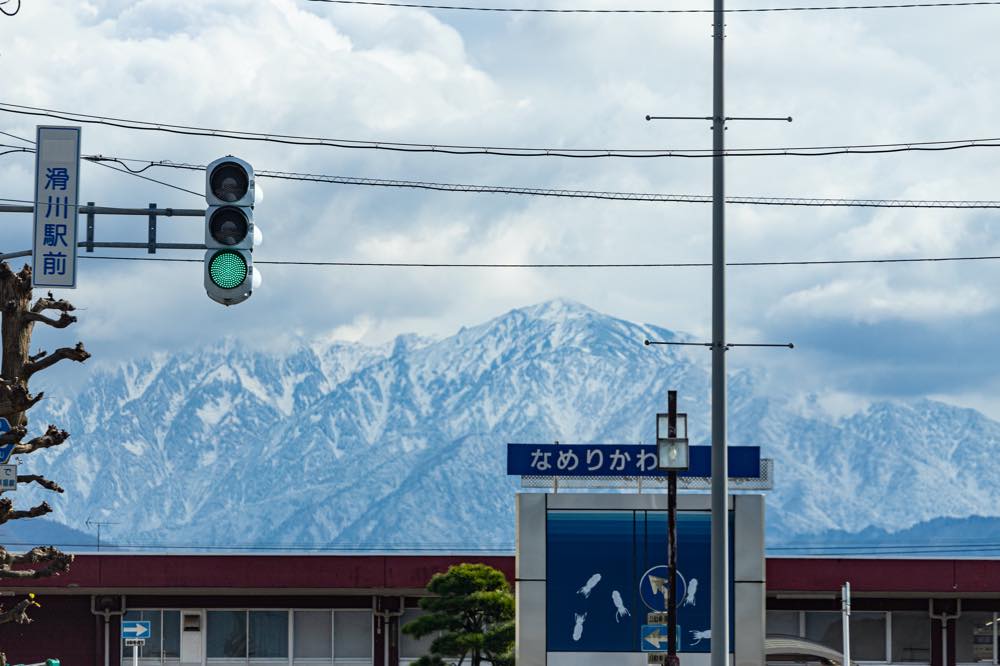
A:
[{"xmin": 1, "ymin": 553, "xmax": 999, "ymax": 666}]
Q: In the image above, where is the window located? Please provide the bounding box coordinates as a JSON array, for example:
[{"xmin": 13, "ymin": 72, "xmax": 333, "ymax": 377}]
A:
[
  {"xmin": 122, "ymin": 610, "xmax": 176, "ymax": 661},
  {"xmin": 164, "ymin": 611, "xmax": 180, "ymax": 658},
  {"xmin": 892, "ymin": 612, "xmax": 931, "ymax": 663},
  {"xmin": 294, "ymin": 610, "xmax": 332, "ymax": 658},
  {"xmin": 249, "ymin": 611, "xmax": 288, "ymax": 659},
  {"xmin": 766, "ymin": 610, "xmax": 800, "ymax": 637},
  {"xmin": 334, "ymin": 610, "xmax": 372, "ymax": 659},
  {"xmin": 805, "ymin": 612, "xmax": 842, "ymax": 650},
  {"xmin": 208, "ymin": 610, "xmax": 247, "ymax": 658},
  {"xmin": 802, "ymin": 611, "xmax": 886, "ymax": 660},
  {"xmin": 851, "ymin": 612, "xmax": 887, "ymax": 661},
  {"xmin": 956, "ymin": 612, "xmax": 996, "ymax": 663},
  {"xmin": 400, "ymin": 609, "xmax": 436, "ymax": 661}
]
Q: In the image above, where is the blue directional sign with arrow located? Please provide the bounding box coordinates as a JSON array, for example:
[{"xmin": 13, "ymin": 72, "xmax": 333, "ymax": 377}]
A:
[
  {"xmin": 641, "ymin": 624, "xmax": 679, "ymax": 652},
  {"xmin": 121, "ymin": 620, "xmax": 151, "ymax": 640},
  {"xmin": 0, "ymin": 418, "xmax": 14, "ymax": 464}
]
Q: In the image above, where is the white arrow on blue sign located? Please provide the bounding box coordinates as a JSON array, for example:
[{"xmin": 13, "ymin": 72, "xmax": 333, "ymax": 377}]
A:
[
  {"xmin": 122, "ymin": 620, "xmax": 151, "ymax": 639},
  {"xmin": 0, "ymin": 418, "xmax": 14, "ymax": 464},
  {"xmin": 641, "ymin": 624, "xmax": 680, "ymax": 652}
]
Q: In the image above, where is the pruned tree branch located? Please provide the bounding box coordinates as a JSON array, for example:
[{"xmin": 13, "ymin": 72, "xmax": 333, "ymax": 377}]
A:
[
  {"xmin": 12, "ymin": 425, "xmax": 69, "ymax": 455},
  {"xmin": 30, "ymin": 292, "xmax": 75, "ymax": 315},
  {"xmin": 0, "ymin": 379, "xmax": 41, "ymax": 420},
  {"xmin": 0, "ymin": 498, "xmax": 51, "ymax": 525},
  {"xmin": 0, "ymin": 545, "xmax": 73, "ymax": 578},
  {"xmin": 0, "ymin": 597, "xmax": 34, "ymax": 625},
  {"xmin": 23, "ymin": 342, "xmax": 89, "ymax": 379},
  {"xmin": 24, "ymin": 311, "xmax": 76, "ymax": 329},
  {"xmin": 27, "ymin": 350, "xmax": 46, "ymax": 363},
  {"xmin": 15, "ymin": 475, "xmax": 63, "ymax": 493},
  {"xmin": 0, "ymin": 425, "xmax": 26, "ymax": 446}
]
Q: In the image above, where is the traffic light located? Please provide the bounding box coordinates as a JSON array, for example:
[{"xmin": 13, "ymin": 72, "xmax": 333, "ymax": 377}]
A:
[{"xmin": 204, "ymin": 156, "xmax": 260, "ymax": 305}]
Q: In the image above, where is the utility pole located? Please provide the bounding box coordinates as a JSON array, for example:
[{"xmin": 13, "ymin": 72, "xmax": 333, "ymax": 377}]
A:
[
  {"xmin": 842, "ymin": 582, "xmax": 851, "ymax": 666},
  {"xmin": 710, "ymin": 0, "xmax": 729, "ymax": 662},
  {"xmin": 647, "ymin": 0, "xmax": 790, "ymax": 654}
]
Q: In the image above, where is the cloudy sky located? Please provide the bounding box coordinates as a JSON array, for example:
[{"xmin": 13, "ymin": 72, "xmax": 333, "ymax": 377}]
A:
[{"xmin": 1, "ymin": 0, "xmax": 999, "ymax": 416}]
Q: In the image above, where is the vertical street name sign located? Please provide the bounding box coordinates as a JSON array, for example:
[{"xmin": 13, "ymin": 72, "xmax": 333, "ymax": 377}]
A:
[{"xmin": 32, "ymin": 126, "xmax": 81, "ymax": 289}]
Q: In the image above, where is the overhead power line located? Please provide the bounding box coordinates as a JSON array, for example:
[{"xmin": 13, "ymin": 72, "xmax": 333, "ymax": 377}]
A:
[
  {"xmin": 78, "ymin": 253, "xmax": 1000, "ymax": 268},
  {"xmin": 4, "ymin": 102, "xmax": 1000, "ymax": 158},
  {"xmin": 0, "ymin": 0, "xmax": 20, "ymax": 17},
  {"xmin": 145, "ymin": 159, "xmax": 1000, "ymax": 209},
  {"xmin": 307, "ymin": 0, "xmax": 1000, "ymax": 13},
  {"xmin": 0, "ymin": 539, "xmax": 515, "ymax": 553},
  {"xmin": 5, "ymin": 139, "xmax": 1000, "ymax": 208},
  {"xmin": 5, "ymin": 144, "xmax": 1000, "ymax": 209}
]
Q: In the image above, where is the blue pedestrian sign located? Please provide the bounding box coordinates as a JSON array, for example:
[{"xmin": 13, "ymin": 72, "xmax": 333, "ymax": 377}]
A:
[
  {"xmin": 641, "ymin": 624, "xmax": 680, "ymax": 652},
  {"xmin": 0, "ymin": 418, "xmax": 14, "ymax": 464},
  {"xmin": 121, "ymin": 620, "xmax": 151, "ymax": 639}
]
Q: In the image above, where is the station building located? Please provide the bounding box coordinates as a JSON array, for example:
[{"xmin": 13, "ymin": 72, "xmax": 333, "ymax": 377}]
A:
[{"xmin": 2, "ymin": 552, "xmax": 1000, "ymax": 666}]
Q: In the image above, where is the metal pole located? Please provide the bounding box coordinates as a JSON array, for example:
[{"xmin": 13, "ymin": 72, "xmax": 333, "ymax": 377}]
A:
[
  {"xmin": 667, "ymin": 390, "xmax": 679, "ymax": 665},
  {"xmin": 710, "ymin": 0, "xmax": 729, "ymax": 661},
  {"xmin": 842, "ymin": 582, "xmax": 851, "ymax": 666},
  {"xmin": 133, "ymin": 644, "xmax": 138, "ymax": 666}
]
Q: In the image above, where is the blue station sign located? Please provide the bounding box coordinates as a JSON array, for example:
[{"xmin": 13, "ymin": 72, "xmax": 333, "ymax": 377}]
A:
[{"xmin": 506, "ymin": 443, "xmax": 760, "ymax": 478}]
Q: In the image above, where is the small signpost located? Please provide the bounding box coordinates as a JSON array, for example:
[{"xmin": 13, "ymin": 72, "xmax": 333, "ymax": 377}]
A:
[
  {"xmin": 122, "ymin": 620, "xmax": 150, "ymax": 666},
  {"xmin": 642, "ymin": 624, "xmax": 670, "ymax": 651},
  {"xmin": 643, "ymin": 611, "xmax": 681, "ymax": 658},
  {"xmin": 32, "ymin": 126, "xmax": 81, "ymax": 289}
]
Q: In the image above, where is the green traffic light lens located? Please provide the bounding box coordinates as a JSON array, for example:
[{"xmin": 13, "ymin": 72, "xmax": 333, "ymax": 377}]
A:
[{"xmin": 209, "ymin": 251, "xmax": 248, "ymax": 289}]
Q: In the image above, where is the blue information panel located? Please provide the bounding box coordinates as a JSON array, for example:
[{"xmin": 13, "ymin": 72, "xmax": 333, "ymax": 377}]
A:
[
  {"xmin": 507, "ymin": 443, "xmax": 760, "ymax": 477},
  {"xmin": 546, "ymin": 510, "xmax": 732, "ymax": 654},
  {"xmin": 121, "ymin": 620, "xmax": 151, "ymax": 640}
]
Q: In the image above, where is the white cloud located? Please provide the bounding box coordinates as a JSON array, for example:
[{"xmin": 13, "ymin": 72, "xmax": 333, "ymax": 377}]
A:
[
  {"xmin": 771, "ymin": 275, "xmax": 994, "ymax": 323},
  {"xmin": 1, "ymin": 0, "xmax": 1000, "ymax": 405}
]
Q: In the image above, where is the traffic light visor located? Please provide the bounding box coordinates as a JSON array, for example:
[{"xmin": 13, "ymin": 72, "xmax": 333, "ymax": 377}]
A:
[
  {"xmin": 209, "ymin": 207, "xmax": 250, "ymax": 246},
  {"xmin": 209, "ymin": 162, "xmax": 250, "ymax": 203},
  {"xmin": 208, "ymin": 250, "xmax": 249, "ymax": 289}
]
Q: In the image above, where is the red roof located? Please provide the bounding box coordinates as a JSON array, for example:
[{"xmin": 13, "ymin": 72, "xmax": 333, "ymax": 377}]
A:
[
  {"xmin": 5, "ymin": 554, "xmax": 515, "ymax": 591},
  {"xmin": 767, "ymin": 557, "xmax": 1000, "ymax": 594},
  {"xmin": 11, "ymin": 554, "xmax": 1000, "ymax": 595}
]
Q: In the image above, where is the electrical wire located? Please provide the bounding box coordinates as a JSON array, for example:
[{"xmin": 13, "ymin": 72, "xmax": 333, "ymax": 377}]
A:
[
  {"xmin": 0, "ymin": 129, "xmax": 32, "ymax": 145},
  {"xmin": 6, "ymin": 142, "xmax": 1000, "ymax": 209},
  {"xmin": 77, "ymin": 253, "xmax": 1000, "ymax": 268},
  {"xmin": 307, "ymin": 0, "xmax": 1000, "ymax": 12},
  {"xmin": 163, "ymin": 160, "xmax": 1000, "ymax": 209},
  {"xmin": 0, "ymin": 539, "xmax": 515, "ymax": 553},
  {"xmin": 0, "ymin": 0, "xmax": 20, "ymax": 17},
  {"xmin": 5, "ymin": 102, "xmax": 1000, "ymax": 158},
  {"xmin": 87, "ymin": 159, "xmax": 202, "ymax": 197}
]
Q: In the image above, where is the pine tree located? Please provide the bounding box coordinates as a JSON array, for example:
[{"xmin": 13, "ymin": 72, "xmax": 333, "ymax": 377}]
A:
[{"xmin": 402, "ymin": 563, "xmax": 515, "ymax": 666}]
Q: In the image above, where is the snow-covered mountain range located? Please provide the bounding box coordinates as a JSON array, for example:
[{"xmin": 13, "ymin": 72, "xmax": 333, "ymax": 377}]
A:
[{"xmin": 9, "ymin": 299, "xmax": 1000, "ymax": 552}]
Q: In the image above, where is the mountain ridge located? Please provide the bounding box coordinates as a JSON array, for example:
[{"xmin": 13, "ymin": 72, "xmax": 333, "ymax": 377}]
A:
[{"xmin": 10, "ymin": 299, "xmax": 998, "ymax": 552}]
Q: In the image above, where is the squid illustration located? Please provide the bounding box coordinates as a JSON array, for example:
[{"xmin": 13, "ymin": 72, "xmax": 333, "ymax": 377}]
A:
[
  {"xmin": 691, "ymin": 628, "xmax": 711, "ymax": 646},
  {"xmin": 572, "ymin": 612, "xmax": 587, "ymax": 641},
  {"xmin": 611, "ymin": 590, "xmax": 630, "ymax": 623},
  {"xmin": 577, "ymin": 573, "xmax": 601, "ymax": 598},
  {"xmin": 683, "ymin": 578, "xmax": 698, "ymax": 607}
]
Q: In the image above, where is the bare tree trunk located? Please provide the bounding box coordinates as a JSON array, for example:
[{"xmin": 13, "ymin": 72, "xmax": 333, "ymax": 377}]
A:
[{"xmin": 0, "ymin": 262, "xmax": 89, "ymax": 652}]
